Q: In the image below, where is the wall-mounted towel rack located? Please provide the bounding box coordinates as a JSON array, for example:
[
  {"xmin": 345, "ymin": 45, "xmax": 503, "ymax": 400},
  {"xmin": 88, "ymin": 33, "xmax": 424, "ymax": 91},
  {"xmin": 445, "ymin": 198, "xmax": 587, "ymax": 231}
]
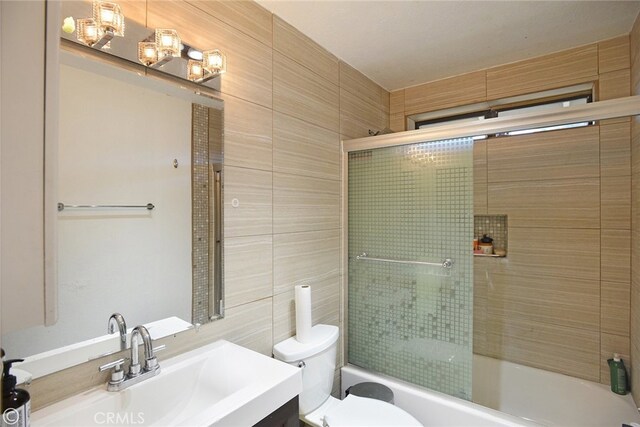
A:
[
  {"xmin": 355, "ymin": 252, "xmax": 454, "ymax": 269},
  {"xmin": 57, "ymin": 203, "xmax": 155, "ymax": 212}
]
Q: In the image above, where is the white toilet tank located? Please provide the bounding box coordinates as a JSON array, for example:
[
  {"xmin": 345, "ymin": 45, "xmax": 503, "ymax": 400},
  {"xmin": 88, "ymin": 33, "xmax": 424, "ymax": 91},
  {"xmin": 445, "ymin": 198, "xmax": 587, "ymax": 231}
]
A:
[{"xmin": 273, "ymin": 324, "xmax": 339, "ymax": 414}]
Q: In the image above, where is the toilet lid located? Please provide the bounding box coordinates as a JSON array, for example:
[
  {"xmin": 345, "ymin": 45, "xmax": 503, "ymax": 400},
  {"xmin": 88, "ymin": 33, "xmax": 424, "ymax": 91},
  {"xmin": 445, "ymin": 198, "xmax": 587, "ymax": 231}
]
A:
[{"xmin": 323, "ymin": 395, "xmax": 423, "ymax": 427}]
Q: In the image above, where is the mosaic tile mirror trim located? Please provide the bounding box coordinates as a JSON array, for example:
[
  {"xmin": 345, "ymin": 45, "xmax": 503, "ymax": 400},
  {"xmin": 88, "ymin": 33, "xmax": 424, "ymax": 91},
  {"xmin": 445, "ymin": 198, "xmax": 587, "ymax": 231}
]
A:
[{"xmin": 192, "ymin": 104, "xmax": 210, "ymax": 325}]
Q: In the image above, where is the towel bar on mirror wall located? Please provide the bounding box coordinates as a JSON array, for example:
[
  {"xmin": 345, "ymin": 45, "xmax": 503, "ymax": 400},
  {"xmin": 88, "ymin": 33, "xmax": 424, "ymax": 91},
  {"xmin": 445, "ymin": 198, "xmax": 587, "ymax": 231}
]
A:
[
  {"xmin": 57, "ymin": 203, "xmax": 155, "ymax": 211},
  {"xmin": 355, "ymin": 252, "xmax": 454, "ymax": 269}
]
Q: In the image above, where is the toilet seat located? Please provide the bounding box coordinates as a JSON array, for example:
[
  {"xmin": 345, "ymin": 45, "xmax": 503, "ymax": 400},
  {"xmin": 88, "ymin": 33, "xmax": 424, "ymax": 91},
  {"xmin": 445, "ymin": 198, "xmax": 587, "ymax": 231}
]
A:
[{"xmin": 321, "ymin": 394, "xmax": 423, "ymax": 427}]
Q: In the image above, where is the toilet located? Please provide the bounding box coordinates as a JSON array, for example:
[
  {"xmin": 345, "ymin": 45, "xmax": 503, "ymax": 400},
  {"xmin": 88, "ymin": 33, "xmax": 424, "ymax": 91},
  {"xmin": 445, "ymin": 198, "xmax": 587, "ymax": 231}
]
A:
[{"xmin": 273, "ymin": 324, "xmax": 423, "ymax": 427}]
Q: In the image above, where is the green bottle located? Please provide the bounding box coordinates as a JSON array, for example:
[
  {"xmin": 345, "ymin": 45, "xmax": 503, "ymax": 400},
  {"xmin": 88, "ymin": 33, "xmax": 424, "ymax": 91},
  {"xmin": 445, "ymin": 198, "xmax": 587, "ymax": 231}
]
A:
[{"xmin": 608, "ymin": 353, "xmax": 628, "ymax": 395}]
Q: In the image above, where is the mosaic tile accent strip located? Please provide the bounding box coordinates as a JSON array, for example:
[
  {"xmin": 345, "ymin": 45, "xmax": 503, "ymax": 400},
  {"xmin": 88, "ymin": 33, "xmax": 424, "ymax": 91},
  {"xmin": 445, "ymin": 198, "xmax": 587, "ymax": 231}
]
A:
[
  {"xmin": 192, "ymin": 104, "xmax": 210, "ymax": 325},
  {"xmin": 474, "ymin": 214, "xmax": 508, "ymax": 252},
  {"xmin": 348, "ymin": 138, "xmax": 474, "ymax": 400}
]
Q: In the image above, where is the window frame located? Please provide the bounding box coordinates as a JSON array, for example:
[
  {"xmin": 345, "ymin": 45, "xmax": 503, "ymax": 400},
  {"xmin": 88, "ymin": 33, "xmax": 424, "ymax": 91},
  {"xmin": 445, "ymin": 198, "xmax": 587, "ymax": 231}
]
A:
[{"xmin": 414, "ymin": 93, "xmax": 593, "ymax": 139}]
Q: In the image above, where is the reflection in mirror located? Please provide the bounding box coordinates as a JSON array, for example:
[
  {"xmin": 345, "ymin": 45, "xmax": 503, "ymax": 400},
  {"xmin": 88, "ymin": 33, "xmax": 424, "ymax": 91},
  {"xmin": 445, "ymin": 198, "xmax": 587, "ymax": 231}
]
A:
[
  {"xmin": 1, "ymin": 45, "xmax": 224, "ymax": 378},
  {"xmin": 60, "ymin": 1, "xmax": 223, "ymax": 92}
]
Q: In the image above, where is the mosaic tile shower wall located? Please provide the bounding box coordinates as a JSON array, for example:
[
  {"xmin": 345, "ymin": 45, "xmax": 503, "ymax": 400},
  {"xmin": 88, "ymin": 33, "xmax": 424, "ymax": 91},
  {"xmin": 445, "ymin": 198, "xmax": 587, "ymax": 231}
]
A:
[{"xmin": 348, "ymin": 138, "xmax": 474, "ymax": 400}]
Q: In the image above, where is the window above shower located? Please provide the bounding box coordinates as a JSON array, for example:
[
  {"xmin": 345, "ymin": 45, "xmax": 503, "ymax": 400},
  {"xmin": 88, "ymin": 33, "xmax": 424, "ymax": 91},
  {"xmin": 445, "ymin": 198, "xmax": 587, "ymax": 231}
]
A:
[{"xmin": 410, "ymin": 83, "xmax": 594, "ymax": 139}]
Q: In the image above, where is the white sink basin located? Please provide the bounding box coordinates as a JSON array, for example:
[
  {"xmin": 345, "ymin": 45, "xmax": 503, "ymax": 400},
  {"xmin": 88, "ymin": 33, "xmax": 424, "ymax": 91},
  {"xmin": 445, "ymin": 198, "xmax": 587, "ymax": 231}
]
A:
[{"xmin": 32, "ymin": 340, "xmax": 302, "ymax": 426}]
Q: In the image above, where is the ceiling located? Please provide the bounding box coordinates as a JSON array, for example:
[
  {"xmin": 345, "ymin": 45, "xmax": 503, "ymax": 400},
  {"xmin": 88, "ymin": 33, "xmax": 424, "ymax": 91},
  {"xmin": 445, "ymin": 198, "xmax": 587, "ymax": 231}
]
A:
[{"xmin": 256, "ymin": 1, "xmax": 640, "ymax": 91}]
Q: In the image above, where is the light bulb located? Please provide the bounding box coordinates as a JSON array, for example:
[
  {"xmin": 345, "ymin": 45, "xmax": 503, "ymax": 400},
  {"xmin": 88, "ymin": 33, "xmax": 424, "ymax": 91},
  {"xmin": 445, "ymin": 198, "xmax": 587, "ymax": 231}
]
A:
[
  {"xmin": 101, "ymin": 9, "xmax": 114, "ymax": 24},
  {"xmin": 62, "ymin": 16, "xmax": 75, "ymax": 34},
  {"xmin": 161, "ymin": 34, "xmax": 173, "ymax": 47},
  {"xmin": 187, "ymin": 48, "xmax": 203, "ymax": 61}
]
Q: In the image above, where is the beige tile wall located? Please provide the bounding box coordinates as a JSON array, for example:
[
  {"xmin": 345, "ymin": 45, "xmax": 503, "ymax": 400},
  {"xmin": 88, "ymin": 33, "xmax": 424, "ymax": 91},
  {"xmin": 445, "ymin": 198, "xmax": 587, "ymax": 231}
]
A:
[
  {"xmin": 27, "ymin": 0, "xmax": 388, "ymax": 410},
  {"xmin": 631, "ymin": 11, "xmax": 640, "ymax": 406},
  {"xmin": 390, "ymin": 36, "xmax": 630, "ymax": 132},
  {"xmin": 391, "ymin": 35, "xmax": 633, "ymax": 384},
  {"xmin": 403, "ymin": 70, "xmax": 486, "ymax": 116},
  {"xmin": 481, "ymin": 126, "xmax": 630, "ymax": 383}
]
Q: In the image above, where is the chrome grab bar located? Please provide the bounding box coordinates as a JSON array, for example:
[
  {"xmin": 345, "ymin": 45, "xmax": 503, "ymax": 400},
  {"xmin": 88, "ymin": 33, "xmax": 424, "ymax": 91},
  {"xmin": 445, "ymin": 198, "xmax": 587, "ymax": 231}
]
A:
[
  {"xmin": 355, "ymin": 252, "xmax": 454, "ymax": 269},
  {"xmin": 58, "ymin": 202, "xmax": 155, "ymax": 211}
]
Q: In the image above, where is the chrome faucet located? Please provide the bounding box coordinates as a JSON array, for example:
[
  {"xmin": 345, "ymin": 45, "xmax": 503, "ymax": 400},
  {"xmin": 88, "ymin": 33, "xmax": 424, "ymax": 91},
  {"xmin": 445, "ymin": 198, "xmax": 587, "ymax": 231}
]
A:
[
  {"xmin": 129, "ymin": 325, "xmax": 158, "ymax": 377},
  {"xmin": 107, "ymin": 313, "xmax": 127, "ymax": 351},
  {"xmin": 98, "ymin": 324, "xmax": 164, "ymax": 392}
]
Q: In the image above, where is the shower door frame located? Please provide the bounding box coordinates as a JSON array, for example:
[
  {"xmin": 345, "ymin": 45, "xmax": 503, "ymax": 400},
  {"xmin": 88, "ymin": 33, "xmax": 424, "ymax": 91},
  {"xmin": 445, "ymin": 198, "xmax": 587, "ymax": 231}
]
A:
[{"xmin": 340, "ymin": 94, "xmax": 640, "ymax": 370}]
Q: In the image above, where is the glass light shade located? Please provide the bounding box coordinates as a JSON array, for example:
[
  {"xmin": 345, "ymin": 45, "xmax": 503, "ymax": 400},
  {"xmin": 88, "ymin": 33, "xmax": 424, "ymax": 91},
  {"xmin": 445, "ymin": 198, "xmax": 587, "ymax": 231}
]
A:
[
  {"xmin": 187, "ymin": 60, "xmax": 204, "ymax": 81},
  {"xmin": 155, "ymin": 29, "xmax": 180, "ymax": 59},
  {"xmin": 76, "ymin": 18, "xmax": 102, "ymax": 46},
  {"xmin": 93, "ymin": 1, "xmax": 125, "ymax": 37},
  {"xmin": 138, "ymin": 42, "xmax": 157, "ymax": 66},
  {"xmin": 202, "ymin": 49, "xmax": 226, "ymax": 75}
]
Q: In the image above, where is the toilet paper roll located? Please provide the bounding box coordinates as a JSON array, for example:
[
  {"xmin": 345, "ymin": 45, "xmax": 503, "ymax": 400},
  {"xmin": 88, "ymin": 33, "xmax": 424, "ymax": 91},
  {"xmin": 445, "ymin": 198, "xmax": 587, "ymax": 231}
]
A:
[{"xmin": 295, "ymin": 285, "xmax": 312, "ymax": 343}]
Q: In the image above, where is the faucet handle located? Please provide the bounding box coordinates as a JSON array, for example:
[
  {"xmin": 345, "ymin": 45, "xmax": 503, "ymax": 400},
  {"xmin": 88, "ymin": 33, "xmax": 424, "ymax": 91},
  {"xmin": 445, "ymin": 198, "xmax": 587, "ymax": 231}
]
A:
[
  {"xmin": 143, "ymin": 345, "xmax": 166, "ymax": 372},
  {"xmin": 98, "ymin": 358, "xmax": 126, "ymax": 387},
  {"xmin": 99, "ymin": 358, "xmax": 125, "ymax": 371}
]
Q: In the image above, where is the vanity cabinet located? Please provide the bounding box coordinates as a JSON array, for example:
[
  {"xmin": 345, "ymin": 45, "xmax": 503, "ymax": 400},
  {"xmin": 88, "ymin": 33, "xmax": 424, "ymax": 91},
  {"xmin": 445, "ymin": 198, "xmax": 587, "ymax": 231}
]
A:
[
  {"xmin": 1, "ymin": 0, "xmax": 59, "ymax": 334},
  {"xmin": 254, "ymin": 396, "xmax": 299, "ymax": 427}
]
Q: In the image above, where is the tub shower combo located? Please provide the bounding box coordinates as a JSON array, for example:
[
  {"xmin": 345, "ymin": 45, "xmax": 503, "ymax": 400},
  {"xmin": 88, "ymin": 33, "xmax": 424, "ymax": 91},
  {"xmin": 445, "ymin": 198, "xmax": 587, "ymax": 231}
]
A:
[{"xmin": 345, "ymin": 136, "xmax": 640, "ymax": 426}]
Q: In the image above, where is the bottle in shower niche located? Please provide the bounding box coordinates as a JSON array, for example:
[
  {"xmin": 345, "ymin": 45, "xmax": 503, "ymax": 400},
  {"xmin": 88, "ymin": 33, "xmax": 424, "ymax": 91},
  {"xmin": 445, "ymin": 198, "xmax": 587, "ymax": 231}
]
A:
[
  {"xmin": 479, "ymin": 234, "xmax": 494, "ymax": 255},
  {"xmin": 608, "ymin": 353, "xmax": 628, "ymax": 395}
]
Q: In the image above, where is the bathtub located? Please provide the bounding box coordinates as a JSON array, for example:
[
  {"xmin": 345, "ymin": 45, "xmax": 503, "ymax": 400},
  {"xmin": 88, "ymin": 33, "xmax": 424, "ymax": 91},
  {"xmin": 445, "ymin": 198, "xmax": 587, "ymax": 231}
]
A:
[
  {"xmin": 473, "ymin": 354, "xmax": 640, "ymax": 426},
  {"xmin": 342, "ymin": 356, "xmax": 640, "ymax": 427}
]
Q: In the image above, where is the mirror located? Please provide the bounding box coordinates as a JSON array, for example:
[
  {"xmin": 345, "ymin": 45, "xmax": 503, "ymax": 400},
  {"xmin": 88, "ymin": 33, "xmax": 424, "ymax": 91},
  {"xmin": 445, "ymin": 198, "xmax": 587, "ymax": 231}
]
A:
[{"xmin": 1, "ymin": 40, "xmax": 224, "ymax": 377}]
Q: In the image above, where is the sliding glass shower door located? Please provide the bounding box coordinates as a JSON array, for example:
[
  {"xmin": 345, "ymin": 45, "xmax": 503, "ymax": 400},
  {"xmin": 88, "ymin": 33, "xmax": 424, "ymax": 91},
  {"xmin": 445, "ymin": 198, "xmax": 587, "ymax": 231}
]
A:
[{"xmin": 347, "ymin": 138, "xmax": 474, "ymax": 400}]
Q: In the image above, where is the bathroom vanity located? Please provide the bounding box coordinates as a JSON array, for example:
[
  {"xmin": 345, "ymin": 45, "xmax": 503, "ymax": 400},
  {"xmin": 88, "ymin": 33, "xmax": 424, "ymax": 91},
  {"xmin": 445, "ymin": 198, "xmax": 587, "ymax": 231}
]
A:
[{"xmin": 31, "ymin": 340, "xmax": 302, "ymax": 426}]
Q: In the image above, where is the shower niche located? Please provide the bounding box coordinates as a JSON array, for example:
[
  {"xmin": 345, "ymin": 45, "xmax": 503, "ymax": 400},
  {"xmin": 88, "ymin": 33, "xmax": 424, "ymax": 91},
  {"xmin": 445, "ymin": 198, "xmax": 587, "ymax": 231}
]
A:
[{"xmin": 473, "ymin": 214, "xmax": 508, "ymax": 257}]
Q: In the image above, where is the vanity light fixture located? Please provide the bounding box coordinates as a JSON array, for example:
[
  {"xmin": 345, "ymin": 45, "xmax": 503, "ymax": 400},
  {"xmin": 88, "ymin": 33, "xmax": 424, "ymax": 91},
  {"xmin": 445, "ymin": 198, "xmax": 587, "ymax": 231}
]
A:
[
  {"xmin": 76, "ymin": 1, "xmax": 125, "ymax": 49},
  {"xmin": 137, "ymin": 29, "xmax": 181, "ymax": 68},
  {"xmin": 187, "ymin": 49, "xmax": 227, "ymax": 83}
]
